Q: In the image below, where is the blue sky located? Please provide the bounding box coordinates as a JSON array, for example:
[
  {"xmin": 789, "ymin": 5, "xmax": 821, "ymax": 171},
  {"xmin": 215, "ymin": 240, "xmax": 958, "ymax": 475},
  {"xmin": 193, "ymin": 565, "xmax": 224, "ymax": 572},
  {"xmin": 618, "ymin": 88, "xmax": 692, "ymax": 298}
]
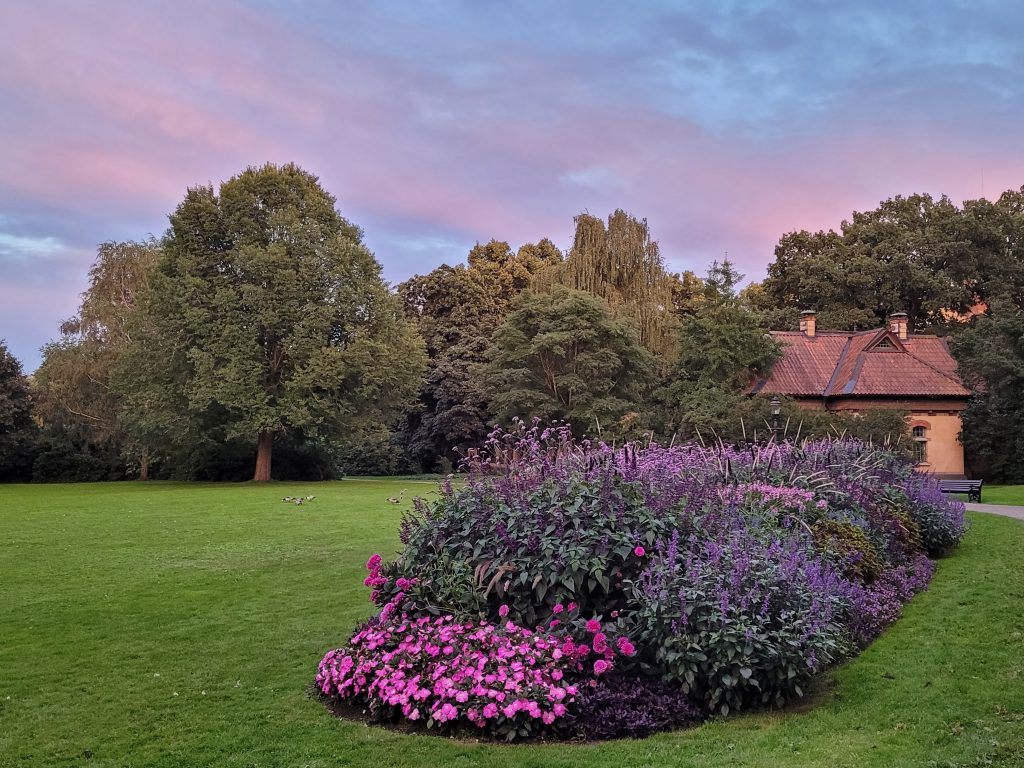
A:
[{"xmin": 2, "ymin": 0, "xmax": 1024, "ymax": 369}]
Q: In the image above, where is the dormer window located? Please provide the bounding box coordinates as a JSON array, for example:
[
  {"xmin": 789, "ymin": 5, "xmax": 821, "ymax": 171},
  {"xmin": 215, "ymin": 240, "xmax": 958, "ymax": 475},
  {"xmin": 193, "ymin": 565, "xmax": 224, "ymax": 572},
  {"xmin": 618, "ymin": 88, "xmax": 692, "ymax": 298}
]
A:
[{"xmin": 875, "ymin": 338, "xmax": 894, "ymax": 349}]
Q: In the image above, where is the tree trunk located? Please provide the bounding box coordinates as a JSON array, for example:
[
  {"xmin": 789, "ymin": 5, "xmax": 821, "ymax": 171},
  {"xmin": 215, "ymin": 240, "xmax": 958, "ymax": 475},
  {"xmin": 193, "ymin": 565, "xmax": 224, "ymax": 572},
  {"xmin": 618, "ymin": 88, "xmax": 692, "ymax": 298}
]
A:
[
  {"xmin": 139, "ymin": 451, "xmax": 149, "ymax": 481},
  {"xmin": 254, "ymin": 430, "xmax": 273, "ymax": 482}
]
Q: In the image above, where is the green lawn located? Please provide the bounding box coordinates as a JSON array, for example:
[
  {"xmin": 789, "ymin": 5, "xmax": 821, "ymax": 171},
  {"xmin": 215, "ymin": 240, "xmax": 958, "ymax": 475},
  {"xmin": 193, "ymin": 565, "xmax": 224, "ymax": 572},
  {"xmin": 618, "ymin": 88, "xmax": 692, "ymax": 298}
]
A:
[
  {"xmin": 1, "ymin": 481, "xmax": 1023, "ymax": 767},
  {"xmin": 975, "ymin": 485, "xmax": 1024, "ymax": 506}
]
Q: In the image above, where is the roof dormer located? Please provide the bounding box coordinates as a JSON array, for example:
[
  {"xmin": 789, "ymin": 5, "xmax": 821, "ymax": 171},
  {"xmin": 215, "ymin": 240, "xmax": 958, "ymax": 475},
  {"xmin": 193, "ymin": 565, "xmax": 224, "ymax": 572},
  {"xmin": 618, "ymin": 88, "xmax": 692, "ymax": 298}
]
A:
[{"xmin": 865, "ymin": 328, "xmax": 905, "ymax": 353}]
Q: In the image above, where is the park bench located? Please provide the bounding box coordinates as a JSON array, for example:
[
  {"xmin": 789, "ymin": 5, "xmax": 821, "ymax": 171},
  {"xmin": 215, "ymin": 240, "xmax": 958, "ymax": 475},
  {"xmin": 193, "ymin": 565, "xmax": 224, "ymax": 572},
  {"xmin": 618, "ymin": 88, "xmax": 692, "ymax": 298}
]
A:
[{"xmin": 938, "ymin": 479, "xmax": 983, "ymax": 503}]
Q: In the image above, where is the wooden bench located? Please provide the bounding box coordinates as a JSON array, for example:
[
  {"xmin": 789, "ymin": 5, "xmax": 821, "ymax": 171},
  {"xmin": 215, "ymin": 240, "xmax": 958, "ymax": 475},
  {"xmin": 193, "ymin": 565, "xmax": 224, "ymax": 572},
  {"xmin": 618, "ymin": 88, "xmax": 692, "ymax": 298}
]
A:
[{"xmin": 938, "ymin": 479, "xmax": 983, "ymax": 503}]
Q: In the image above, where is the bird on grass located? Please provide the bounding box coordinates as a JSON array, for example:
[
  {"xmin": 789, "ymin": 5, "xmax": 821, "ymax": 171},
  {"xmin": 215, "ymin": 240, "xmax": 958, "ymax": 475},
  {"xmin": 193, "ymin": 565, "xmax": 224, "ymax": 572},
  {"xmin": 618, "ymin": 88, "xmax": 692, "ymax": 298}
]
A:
[
  {"xmin": 282, "ymin": 495, "xmax": 316, "ymax": 505},
  {"xmin": 386, "ymin": 489, "xmax": 407, "ymax": 504}
]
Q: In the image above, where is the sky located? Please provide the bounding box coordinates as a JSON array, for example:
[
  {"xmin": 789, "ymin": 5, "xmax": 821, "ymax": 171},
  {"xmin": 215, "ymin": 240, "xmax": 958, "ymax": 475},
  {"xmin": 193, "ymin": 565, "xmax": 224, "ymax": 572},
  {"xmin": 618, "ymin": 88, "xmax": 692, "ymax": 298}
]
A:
[{"xmin": 2, "ymin": 0, "xmax": 1024, "ymax": 370}]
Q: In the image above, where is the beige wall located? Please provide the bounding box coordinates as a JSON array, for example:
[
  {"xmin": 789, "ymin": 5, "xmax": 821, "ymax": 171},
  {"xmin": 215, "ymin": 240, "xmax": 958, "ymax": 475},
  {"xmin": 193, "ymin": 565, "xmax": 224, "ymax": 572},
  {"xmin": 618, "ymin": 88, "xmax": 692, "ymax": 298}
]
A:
[{"xmin": 908, "ymin": 411, "xmax": 964, "ymax": 476}]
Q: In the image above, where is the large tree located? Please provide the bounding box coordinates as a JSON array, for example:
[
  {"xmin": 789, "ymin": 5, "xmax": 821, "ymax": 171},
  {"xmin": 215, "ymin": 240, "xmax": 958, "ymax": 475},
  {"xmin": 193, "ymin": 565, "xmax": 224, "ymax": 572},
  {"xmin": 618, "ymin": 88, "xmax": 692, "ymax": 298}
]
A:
[
  {"xmin": 760, "ymin": 194, "xmax": 984, "ymax": 332},
  {"xmin": 0, "ymin": 341, "xmax": 36, "ymax": 481},
  {"xmin": 121, "ymin": 163, "xmax": 425, "ymax": 481},
  {"xmin": 34, "ymin": 239, "xmax": 160, "ymax": 477},
  {"xmin": 486, "ymin": 287, "xmax": 655, "ymax": 437}
]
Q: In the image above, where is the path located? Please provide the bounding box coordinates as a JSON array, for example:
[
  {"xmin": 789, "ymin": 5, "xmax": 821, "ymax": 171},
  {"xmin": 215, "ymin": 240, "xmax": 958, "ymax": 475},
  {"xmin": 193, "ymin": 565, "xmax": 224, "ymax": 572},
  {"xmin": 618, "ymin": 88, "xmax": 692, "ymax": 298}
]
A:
[{"xmin": 965, "ymin": 502, "xmax": 1024, "ymax": 522}]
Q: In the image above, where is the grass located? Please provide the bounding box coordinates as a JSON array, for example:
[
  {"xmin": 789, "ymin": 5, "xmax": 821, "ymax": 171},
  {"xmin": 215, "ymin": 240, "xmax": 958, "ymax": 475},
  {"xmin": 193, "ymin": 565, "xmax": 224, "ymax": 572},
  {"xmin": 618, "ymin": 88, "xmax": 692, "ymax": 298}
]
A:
[
  {"xmin": 973, "ymin": 485, "xmax": 1024, "ymax": 506},
  {"xmin": 1, "ymin": 481, "xmax": 1022, "ymax": 768}
]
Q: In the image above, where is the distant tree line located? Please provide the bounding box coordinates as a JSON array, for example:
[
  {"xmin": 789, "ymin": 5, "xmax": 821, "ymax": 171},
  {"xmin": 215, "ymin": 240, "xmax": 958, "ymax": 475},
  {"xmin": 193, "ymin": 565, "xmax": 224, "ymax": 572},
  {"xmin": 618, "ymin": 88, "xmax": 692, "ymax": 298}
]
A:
[{"xmin": 3, "ymin": 168, "xmax": 1024, "ymax": 482}]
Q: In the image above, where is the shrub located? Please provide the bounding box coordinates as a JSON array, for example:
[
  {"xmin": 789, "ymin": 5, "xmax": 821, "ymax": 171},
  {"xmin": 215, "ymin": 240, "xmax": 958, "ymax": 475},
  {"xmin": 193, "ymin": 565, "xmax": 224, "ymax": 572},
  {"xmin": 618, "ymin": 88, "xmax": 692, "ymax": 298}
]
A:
[
  {"xmin": 847, "ymin": 554, "xmax": 935, "ymax": 647},
  {"xmin": 633, "ymin": 523, "xmax": 851, "ymax": 714},
  {"xmin": 316, "ymin": 421, "xmax": 965, "ymax": 739},
  {"xmin": 317, "ymin": 588, "xmax": 635, "ymax": 740},
  {"xmin": 812, "ymin": 519, "xmax": 884, "ymax": 584},
  {"xmin": 902, "ymin": 477, "xmax": 967, "ymax": 556}
]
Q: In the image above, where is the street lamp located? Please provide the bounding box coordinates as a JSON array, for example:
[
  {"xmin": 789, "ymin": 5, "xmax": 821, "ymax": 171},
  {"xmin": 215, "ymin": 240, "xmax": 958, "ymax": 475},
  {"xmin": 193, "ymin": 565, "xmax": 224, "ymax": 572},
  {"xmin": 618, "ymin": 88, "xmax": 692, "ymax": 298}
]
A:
[{"xmin": 770, "ymin": 397, "xmax": 781, "ymax": 442}]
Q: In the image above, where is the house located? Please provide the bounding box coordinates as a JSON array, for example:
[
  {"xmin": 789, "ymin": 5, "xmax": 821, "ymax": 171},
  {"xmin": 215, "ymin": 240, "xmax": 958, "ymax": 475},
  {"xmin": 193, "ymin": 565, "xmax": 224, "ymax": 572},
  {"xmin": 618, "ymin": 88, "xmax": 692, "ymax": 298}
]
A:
[{"xmin": 750, "ymin": 311, "xmax": 971, "ymax": 476}]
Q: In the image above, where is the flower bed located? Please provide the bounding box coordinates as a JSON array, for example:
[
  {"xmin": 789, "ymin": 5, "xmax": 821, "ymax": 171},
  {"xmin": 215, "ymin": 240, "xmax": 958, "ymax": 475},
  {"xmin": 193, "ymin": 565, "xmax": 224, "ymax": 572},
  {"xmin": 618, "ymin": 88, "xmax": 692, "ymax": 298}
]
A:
[{"xmin": 315, "ymin": 421, "xmax": 966, "ymax": 740}]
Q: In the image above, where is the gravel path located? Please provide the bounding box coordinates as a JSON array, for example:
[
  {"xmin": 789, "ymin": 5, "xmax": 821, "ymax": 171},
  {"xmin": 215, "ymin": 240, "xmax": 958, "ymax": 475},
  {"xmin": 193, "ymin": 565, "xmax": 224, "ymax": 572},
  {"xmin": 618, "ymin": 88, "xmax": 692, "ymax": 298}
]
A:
[{"xmin": 965, "ymin": 503, "xmax": 1024, "ymax": 522}]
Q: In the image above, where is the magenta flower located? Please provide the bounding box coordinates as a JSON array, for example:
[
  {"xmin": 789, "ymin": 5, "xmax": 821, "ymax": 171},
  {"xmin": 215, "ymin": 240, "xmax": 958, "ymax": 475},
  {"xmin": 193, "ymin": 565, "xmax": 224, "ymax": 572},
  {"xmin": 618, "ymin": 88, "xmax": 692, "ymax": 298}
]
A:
[
  {"xmin": 585, "ymin": 618, "xmax": 601, "ymax": 633},
  {"xmin": 552, "ymin": 603, "xmax": 564, "ymax": 614},
  {"xmin": 634, "ymin": 546, "xmax": 646, "ymax": 557},
  {"xmin": 498, "ymin": 604, "xmax": 510, "ymax": 617},
  {"xmin": 593, "ymin": 659, "xmax": 611, "ymax": 675},
  {"xmin": 616, "ymin": 637, "xmax": 636, "ymax": 656},
  {"xmin": 366, "ymin": 553, "xmax": 382, "ymax": 570}
]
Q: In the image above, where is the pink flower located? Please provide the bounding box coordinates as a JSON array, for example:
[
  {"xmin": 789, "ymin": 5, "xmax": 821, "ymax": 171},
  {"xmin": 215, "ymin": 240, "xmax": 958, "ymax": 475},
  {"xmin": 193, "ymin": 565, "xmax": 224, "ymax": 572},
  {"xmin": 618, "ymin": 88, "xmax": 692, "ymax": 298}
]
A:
[
  {"xmin": 567, "ymin": 602, "xmax": 578, "ymax": 611},
  {"xmin": 616, "ymin": 637, "xmax": 636, "ymax": 656},
  {"xmin": 435, "ymin": 702, "xmax": 458, "ymax": 722},
  {"xmin": 633, "ymin": 546, "xmax": 646, "ymax": 557},
  {"xmin": 396, "ymin": 577, "xmax": 411, "ymax": 590},
  {"xmin": 366, "ymin": 553, "xmax": 382, "ymax": 570},
  {"xmin": 482, "ymin": 702, "xmax": 498, "ymax": 718},
  {"xmin": 552, "ymin": 603, "xmax": 564, "ymax": 614},
  {"xmin": 592, "ymin": 633, "xmax": 608, "ymax": 653},
  {"xmin": 585, "ymin": 618, "xmax": 601, "ymax": 633},
  {"xmin": 594, "ymin": 659, "xmax": 611, "ymax": 675},
  {"xmin": 498, "ymin": 604, "xmax": 509, "ymax": 617}
]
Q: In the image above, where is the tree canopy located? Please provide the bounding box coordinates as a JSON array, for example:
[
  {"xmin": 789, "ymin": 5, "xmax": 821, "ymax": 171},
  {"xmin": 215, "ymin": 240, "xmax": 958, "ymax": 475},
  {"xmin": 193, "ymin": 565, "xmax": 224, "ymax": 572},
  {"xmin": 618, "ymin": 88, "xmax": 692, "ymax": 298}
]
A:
[
  {"xmin": 534, "ymin": 210, "xmax": 682, "ymax": 360},
  {"xmin": 119, "ymin": 162, "xmax": 425, "ymax": 481},
  {"xmin": 0, "ymin": 340, "xmax": 35, "ymax": 481},
  {"xmin": 34, "ymin": 239, "xmax": 160, "ymax": 476},
  {"xmin": 487, "ymin": 287, "xmax": 655, "ymax": 438}
]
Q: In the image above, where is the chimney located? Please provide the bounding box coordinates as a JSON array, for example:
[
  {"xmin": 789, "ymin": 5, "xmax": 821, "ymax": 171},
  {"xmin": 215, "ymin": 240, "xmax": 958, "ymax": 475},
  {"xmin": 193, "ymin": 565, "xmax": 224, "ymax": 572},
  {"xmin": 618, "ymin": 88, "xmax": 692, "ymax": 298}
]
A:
[
  {"xmin": 888, "ymin": 311, "xmax": 908, "ymax": 340},
  {"xmin": 799, "ymin": 310, "xmax": 817, "ymax": 337}
]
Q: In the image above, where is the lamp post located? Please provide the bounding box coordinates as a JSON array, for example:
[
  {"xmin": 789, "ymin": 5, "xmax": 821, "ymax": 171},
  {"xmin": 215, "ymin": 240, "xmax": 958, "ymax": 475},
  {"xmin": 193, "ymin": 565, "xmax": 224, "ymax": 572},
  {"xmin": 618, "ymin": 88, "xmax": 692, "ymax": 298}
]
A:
[{"xmin": 770, "ymin": 397, "xmax": 781, "ymax": 443}]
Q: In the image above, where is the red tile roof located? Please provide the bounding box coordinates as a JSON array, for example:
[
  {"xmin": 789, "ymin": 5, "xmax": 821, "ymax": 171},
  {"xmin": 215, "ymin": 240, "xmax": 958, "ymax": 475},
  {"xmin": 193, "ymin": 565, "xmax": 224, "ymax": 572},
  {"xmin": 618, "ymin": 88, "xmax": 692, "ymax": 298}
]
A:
[{"xmin": 750, "ymin": 328, "xmax": 970, "ymax": 399}]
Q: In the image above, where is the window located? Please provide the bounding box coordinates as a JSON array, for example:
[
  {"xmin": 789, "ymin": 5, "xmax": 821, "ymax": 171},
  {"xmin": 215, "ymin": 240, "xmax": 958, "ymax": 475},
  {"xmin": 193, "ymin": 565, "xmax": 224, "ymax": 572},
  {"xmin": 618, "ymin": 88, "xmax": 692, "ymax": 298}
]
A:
[
  {"xmin": 911, "ymin": 425, "xmax": 927, "ymax": 464},
  {"xmin": 875, "ymin": 338, "xmax": 894, "ymax": 349}
]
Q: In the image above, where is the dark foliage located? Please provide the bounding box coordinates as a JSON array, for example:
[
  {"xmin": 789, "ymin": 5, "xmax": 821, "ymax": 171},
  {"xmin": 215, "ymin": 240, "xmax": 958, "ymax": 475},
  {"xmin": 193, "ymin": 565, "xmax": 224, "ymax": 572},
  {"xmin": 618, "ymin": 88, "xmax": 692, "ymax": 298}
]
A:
[{"xmin": 563, "ymin": 675, "xmax": 700, "ymax": 740}]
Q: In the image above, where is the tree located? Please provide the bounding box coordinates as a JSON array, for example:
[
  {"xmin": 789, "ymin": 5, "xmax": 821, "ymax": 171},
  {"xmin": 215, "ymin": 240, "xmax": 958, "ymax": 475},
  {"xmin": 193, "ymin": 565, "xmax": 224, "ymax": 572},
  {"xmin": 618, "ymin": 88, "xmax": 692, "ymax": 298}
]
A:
[
  {"xmin": 657, "ymin": 260, "xmax": 781, "ymax": 440},
  {"xmin": 950, "ymin": 297, "xmax": 1024, "ymax": 481},
  {"xmin": 486, "ymin": 287, "xmax": 655, "ymax": 437},
  {"xmin": 0, "ymin": 341, "xmax": 36, "ymax": 481},
  {"xmin": 533, "ymin": 210, "xmax": 680, "ymax": 361},
  {"xmin": 761, "ymin": 194, "xmax": 983, "ymax": 332},
  {"xmin": 398, "ymin": 265, "xmax": 496, "ymax": 468},
  {"xmin": 120, "ymin": 163, "xmax": 426, "ymax": 481},
  {"xmin": 34, "ymin": 239, "xmax": 160, "ymax": 478},
  {"xmin": 397, "ymin": 239, "xmax": 560, "ymax": 470}
]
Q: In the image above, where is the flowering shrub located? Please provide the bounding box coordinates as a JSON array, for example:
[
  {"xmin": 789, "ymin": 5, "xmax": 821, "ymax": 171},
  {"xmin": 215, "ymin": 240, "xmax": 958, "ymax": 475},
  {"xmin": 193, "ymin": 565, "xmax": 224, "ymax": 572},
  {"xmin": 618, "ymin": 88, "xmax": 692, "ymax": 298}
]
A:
[
  {"xmin": 633, "ymin": 523, "xmax": 851, "ymax": 714},
  {"xmin": 317, "ymin": 592, "xmax": 634, "ymax": 739},
  {"xmin": 847, "ymin": 554, "xmax": 935, "ymax": 647},
  {"xmin": 316, "ymin": 420, "xmax": 965, "ymax": 739}
]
